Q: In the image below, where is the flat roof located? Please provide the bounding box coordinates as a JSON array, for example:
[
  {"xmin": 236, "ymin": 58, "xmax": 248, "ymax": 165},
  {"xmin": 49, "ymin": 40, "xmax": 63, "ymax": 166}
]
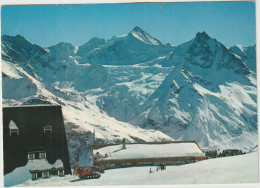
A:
[{"xmin": 94, "ymin": 142, "xmax": 205, "ymax": 161}]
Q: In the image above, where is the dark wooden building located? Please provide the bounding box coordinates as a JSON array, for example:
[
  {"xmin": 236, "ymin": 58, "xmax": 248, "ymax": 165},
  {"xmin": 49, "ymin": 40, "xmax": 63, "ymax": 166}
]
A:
[{"xmin": 3, "ymin": 105, "xmax": 71, "ymax": 176}]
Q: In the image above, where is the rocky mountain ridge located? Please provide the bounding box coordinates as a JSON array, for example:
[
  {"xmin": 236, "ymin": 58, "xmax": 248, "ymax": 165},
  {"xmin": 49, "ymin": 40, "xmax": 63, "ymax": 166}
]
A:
[{"xmin": 1, "ymin": 27, "xmax": 257, "ymax": 158}]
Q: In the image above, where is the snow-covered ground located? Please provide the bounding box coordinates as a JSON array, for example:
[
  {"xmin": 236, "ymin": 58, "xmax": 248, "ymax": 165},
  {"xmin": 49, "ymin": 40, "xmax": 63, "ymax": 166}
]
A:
[
  {"xmin": 10, "ymin": 151, "xmax": 258, "ymax": 187},
  {"xmin": 4, "ymin": 159, "xmax": 64, "ymax": 187}
]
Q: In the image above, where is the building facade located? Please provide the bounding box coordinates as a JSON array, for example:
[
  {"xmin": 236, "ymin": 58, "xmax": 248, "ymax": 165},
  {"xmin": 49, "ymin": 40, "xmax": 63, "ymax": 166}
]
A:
[
  {"xmin": 3, "ymin": 105, "xmax": 71, "ymax": 176},
  {"xmin": 93, "ymin": 141, "xmax": 206, "ymax": 169}
]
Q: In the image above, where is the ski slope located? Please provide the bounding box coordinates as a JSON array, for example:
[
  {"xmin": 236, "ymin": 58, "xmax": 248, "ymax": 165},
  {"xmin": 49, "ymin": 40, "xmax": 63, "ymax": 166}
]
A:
[{"xmin": 9, "ymin": 151, "xmax": 258, "ymax": 187}]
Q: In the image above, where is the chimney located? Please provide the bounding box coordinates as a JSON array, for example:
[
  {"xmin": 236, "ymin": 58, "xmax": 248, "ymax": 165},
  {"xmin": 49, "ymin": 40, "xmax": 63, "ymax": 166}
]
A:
[{"xmin": 122, "ymin": 138, "xmax": 126, "ymax": 149}]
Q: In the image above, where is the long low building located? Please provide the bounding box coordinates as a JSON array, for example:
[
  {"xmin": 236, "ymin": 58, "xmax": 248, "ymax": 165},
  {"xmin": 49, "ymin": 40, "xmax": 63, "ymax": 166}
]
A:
[{"xmin": 93, "ymin": 141, "xmax": 205, "ymax": 169}]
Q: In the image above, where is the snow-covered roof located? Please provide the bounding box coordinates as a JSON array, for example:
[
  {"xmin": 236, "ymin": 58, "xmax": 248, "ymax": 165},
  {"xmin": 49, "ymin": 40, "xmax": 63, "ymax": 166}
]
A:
[
  {"xmin": 94, "ymin": 142, "xmax": 205, "ymax": 161},
  {"xmin": 28, "ymin": 159, "xmax": 64, "ymax": 171},
  {"xmin": 9, "ymin": 120, "xmax": 18, "ymax": 130}
]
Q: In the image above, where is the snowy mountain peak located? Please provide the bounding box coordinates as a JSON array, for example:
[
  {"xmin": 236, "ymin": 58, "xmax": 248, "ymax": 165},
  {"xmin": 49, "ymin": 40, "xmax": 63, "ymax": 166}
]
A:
[
  {"xmin": 47, "ymin": 42, "xmax": 78, "ymax": 60},
  {"xmin": 195, "ymin": 31, "xmax": 210, "ymax": 41},
  {"xmin": 87, "ymin": 37, "xmax": 106, "ymax": 44},
  {"xmin": 3, "ymin": 34, "xmax": 34, "ymax": 44},
  {"xmin": 49, "ymin": 42, "xmax": 75, "ymax": 48},
  {"xmin": 1, "ymin": 34, "xmax": 48, "ymax": 62},
  {"xmin": 230, "ymin": 44, "xmax": 256, "ymax": 58},
  {"xmin": 229, "ymin": 44, "xmax": 247, "ymax": 58},
  {"xmin": 2, "ymin": 34, "xmax": 34, "ymax": 47},
  {"xmin": 79, "ymin": 37, "xmax": 107, "ymax": 48},
  {"xmin": 129, "ymin": 26, "xmax": 162, "ymax": 45},
  {"xmin": 76, "ymin": 37, "xmax": 107, "ymax": 58},
  {"xmin": 130, "ymin": 26, "xmax": 145, "ymax": 34},
  {"xmin": 2, "ymin": 34, "xmax": 26, "ymax": 42},
  {"xmin": 235, "ymin": 44, "xmax": 244, "ymax": 49},
  {"xmin": 229, "ymin": 44, "xmax": 256, "ymax": 72}
]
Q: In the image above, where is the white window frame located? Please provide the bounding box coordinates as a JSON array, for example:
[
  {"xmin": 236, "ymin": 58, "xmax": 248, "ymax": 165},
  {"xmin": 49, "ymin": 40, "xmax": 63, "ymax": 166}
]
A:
[
  {"xmin": 39, "ymin": 152, "xmax": 46, "ymax": 159},
  {"xmin": 28, "ymin": 153, "xmax": 35, "ymax": 160},
  {"xmin": 9, "ymin": 129, "xmax": 19, "ymax": 136},
  {"xmin": 44, "ymin": 126, "xmax": 52, "ymax": 133}
]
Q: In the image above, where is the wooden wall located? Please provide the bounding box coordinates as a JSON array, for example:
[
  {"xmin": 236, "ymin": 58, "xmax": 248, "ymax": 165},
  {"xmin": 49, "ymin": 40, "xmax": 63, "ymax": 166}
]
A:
[
  {"xmin": 3, "ymin": 105, "xmax": 71, "ymax": 175},
  {"xmin": 94, "ymin": 156, "xmax": 206, "ymax": 169}
]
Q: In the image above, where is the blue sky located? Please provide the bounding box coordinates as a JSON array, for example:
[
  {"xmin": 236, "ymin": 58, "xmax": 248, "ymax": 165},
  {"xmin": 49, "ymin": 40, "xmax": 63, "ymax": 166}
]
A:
[{"xmin": 1, "ymin": 1, "xmax": 255, "ymax": 47}]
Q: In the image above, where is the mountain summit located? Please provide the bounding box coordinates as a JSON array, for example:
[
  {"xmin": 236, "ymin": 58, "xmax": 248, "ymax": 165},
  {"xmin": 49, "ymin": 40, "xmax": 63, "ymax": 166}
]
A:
[
  {"xmin": 76, "ymin": 26, "xmax": 175, "ymax": 65},
  {"xmin": 195, "ymin": 31, "xmax": 210, "ymax": 41},
  {"xmin": 2, "ymin": 34, "xmax": 48, "ymax": 62},
  {"xmin": 129, "ymin": 26, "xmax": 162, "ymax": 45}
]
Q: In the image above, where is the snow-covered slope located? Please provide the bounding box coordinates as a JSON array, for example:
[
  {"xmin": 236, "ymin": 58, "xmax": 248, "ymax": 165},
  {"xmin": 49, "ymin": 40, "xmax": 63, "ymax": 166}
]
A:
[
  {"xmin": 1, "ymin": 35, "xmax": 48, "ymax": 63},
  {"xmin": 76, "ymin": 37, "xmax": 107, "ymax": 59},
  {"xmin": 4, "ymin": 159, "xmax": 63, "ymax": 187},
  {"xmin": 1, "ymin": 27, "xmax": 257, "ymax": 157},
  {"xmin": 1, "ymin": 58, "xmax": 173, "ymax": 163},
  {"xmin": 11, "ymin": 151, "xmax": 259, "ymax": 186},
  {"xmin": 129, "ymin": 26, "xmax": 163, "ymax": 45},
  {"xmin": 230, "ymin": 44, "xmax": 256, "ymax": 72},
  {"xmin": 47, "ymin": 42, "xmax": 78, "ymax": 60},
  {"xmin": 130, "ymin": 32, "xmax": 257, "ymax": 150}
]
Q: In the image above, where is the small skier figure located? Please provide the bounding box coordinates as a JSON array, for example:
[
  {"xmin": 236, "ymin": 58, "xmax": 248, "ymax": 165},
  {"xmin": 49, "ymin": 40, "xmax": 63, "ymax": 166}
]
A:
[{"xmin": 162, "ymin": 163, "xmax": 166, "ymax": 170}]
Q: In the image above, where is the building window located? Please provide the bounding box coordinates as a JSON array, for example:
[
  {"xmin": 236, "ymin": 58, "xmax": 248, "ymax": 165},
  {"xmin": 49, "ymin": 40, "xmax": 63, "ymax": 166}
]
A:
[
  {"xmin": 9, "ymin": 129, "xmax": 19, "ymax": 136},
  {"xmin": 58, "ymin": 170, "xmax": 64, "ymax": 177},
  {"xmin": 9, "ymin": 120, "xmax": 19, "ymax": 136},
  {"xmin": 31, "ymin": 173, "xmax": 37, "ymax": 180},
  {"xmin": 44, "ymin": 126, "xmax": 52, "ymax": 133},
  {"xmin": 31, "ymin": 172, "xmax": 37, "ymax": 180},
  {"xmin": 39, "ymin": 152, "xmax": 46, "ymax": 159},
  {"xmin": 42, "ymin": 171, "xmax": 49, "ymax": 178},
  {"xmin": 28, "ymin": 153, "xmax": 35, "ymax": 160}
]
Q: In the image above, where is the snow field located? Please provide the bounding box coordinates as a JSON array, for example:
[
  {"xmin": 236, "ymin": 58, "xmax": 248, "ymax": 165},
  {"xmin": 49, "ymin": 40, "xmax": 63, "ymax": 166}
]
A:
[
  {"xmin": 4, "ymin": 159, "xmax": 64, "ymax": 187},
  {"xmin": 13, "ymin": 151, "xmax": 258, "ymax": 186}
]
